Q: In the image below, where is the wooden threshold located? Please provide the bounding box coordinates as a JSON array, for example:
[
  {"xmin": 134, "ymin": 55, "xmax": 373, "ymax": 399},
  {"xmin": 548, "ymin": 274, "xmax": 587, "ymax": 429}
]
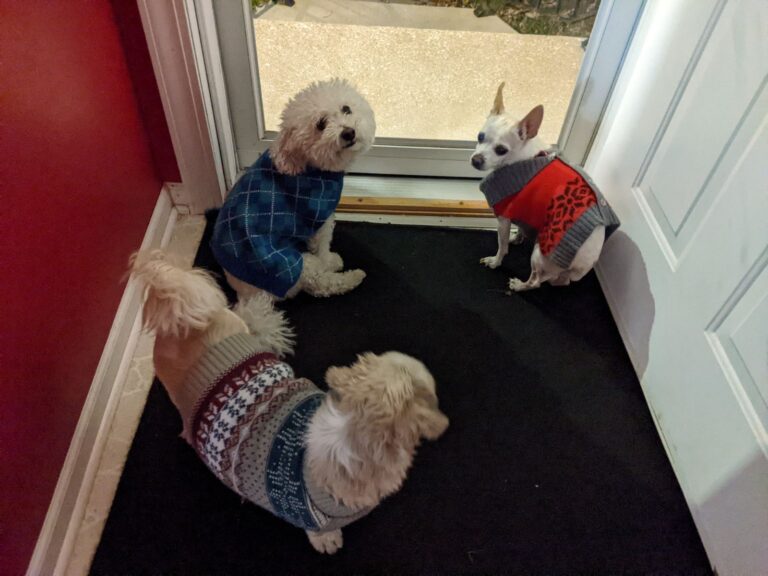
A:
[{"xmin": 338, "ymin": 196, "xmax": 493, "ymax": 218}]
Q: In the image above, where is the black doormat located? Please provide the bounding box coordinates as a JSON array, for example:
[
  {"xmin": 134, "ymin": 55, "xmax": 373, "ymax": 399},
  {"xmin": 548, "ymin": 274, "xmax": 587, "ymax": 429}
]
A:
[{"xmin": 92, "ymin": 214, "xmax": 710, "ymax": 575}]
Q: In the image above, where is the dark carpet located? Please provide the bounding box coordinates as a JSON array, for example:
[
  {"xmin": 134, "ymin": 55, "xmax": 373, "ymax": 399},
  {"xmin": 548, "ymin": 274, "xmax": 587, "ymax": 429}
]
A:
[{"xmin": 92, "ymin": 214, "xmax": 711, "ymax": 575}]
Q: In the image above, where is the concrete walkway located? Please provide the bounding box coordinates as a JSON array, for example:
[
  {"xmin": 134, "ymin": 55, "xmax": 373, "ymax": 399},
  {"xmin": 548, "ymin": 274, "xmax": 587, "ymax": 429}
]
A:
[
  {"xmin": 261, "ymin": 0, "xmax": 515, "ymax": 33},
  {"xmin": 255, "ymin": 0, "xmax": 584, "ymax": 145}
]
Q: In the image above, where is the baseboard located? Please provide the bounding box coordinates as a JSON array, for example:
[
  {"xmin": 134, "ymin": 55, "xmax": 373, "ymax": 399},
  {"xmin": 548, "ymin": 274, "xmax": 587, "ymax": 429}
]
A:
[{"xmin": 26, "ymin": 188, "xmax": 177, "ymax": 576}]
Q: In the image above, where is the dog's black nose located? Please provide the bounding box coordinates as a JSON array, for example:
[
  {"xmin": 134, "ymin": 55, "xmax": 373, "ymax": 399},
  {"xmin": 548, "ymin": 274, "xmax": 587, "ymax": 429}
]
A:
[
  {"xmin": 341, "ymin": 127, "xmax": 356, "ymax": 142},
  {"xmin": 471, "ymin": 154, "xmax": 485, "ymax": 169}
]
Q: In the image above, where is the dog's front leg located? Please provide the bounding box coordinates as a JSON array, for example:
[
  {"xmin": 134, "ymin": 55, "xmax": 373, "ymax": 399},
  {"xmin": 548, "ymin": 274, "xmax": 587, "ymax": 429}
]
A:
[
  {"xmin": 308, "ymin": 216, "xmax": 343, "ymax": 272},
  {"xmin": 480, "ymin": 216, "xmax": 512, "ymax": 269},
  {"xmin": 307, "ymin": 529, "xmax": 343, "ymax": 554}
]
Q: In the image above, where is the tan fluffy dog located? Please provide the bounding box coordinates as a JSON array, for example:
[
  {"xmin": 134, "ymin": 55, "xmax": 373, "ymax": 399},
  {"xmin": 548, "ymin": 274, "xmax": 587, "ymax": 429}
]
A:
[{"xmin": 130, "ymin": 251, "xmax": 449, "ymax": 554}]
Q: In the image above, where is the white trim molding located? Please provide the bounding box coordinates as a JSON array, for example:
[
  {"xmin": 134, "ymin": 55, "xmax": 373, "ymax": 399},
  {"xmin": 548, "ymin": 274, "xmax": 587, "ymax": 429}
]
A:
[
  {"xmin": 138, "ymin": 0, "xmax": 223, "ymax": 214},
  {"xmin": 26, "ymin": 189, "xmax": 177, "ymax": 576}
]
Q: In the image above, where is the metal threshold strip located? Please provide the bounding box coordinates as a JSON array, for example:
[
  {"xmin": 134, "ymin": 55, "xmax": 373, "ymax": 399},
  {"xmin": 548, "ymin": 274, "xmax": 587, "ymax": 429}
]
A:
[{"xmin": 337, "ymin": 196, "xmax": 493, "ymax": 218}]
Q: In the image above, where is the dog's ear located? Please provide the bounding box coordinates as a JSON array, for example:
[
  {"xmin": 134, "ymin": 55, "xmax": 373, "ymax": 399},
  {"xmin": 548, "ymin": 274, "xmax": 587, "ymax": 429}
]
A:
[
  {"xmin": 415, "ymin": 402, "xmax": 449, "ymax": 441},
  {"xmin": 326, "ymin": 354, "xmax": 415, "ymax": 417},
  {"xmin": 409, "ymin": 373, "xmax": 449, "ymax": 440},
  {"xmin": 491, "ymin": 81, "xmax": 506, "ymax": 115},
  {"xmin": 325, "ymin": 364, "xmax": 351, "ymax": 395},
  {"xmin": 517, "ymin": 105, "xmax": 544, "ymax": 141},
  {"xmin": 382, "ymin": 365, "xmax": 415, "ymax": 415},
  {"xmin": 271, "ymin": 127, "xmax": 306, "ymax": 175}
]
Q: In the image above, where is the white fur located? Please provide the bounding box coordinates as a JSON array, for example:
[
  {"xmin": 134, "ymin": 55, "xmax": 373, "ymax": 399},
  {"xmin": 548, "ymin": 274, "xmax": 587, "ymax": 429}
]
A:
[
  {"xmin": 306, "ymin": 399, "xmax": 360, "ymax": 476},
  {"xmin": 228, "ymin": 80, "xmax": 376, "ymax": 309},
  {"xmin": 129, "ymin": 252, "xmax": 448, "ymax": 555},
  {"xmin": 471, "ymin": 83, "xmax": 606, "ymax": 291}
]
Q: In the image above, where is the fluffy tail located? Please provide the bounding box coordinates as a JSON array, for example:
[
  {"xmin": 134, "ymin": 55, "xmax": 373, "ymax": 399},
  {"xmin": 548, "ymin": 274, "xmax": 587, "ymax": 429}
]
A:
[
  {"xmin": 129, "ymin": 250, "xmax": 227, "ymax": 338},
  {"xmin": 233, "ymin": 293, "xmax": 295, "ymax": 357}
]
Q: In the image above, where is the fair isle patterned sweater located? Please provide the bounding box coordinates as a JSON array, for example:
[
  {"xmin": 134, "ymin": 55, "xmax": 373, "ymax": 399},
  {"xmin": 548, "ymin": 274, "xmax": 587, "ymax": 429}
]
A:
[
  {"xmin": 480, "ymin": 152, "xmax": 620, "ymax": 269},
  {"xmin": 210, "ymin": 150, "xmax": 344, "ymax": 298},
  {"xmin": 174, "ymin": 333, "xmax": 369, "ymax": 532}
]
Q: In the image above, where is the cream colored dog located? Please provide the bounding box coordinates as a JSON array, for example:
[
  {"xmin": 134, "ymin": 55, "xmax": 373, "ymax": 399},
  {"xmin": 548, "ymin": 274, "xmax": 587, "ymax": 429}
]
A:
[{"xmin": 130, "ymin": 251, "xmax": 448, "ymax": 554}]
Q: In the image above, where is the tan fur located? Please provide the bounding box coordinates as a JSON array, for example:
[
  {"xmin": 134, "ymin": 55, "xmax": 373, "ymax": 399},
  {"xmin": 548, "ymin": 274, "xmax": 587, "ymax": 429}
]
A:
[
  {"xmin": 153, "ymin": 308, "xmax": 250, "ymax": 407},
  {"xmin": 491, "ymin": 81, "xmax": 506, "ymax": 115},
  {"xmin": 131, "ymin": 250, "xmax": 227, "ymax": 338},
  {"xmin": 271, "ymin": 127, "xmax": 306, "ymax": 176},
  {"xmin": 308, "ymin": 353, "xmax": 449, "ymax": 509}
]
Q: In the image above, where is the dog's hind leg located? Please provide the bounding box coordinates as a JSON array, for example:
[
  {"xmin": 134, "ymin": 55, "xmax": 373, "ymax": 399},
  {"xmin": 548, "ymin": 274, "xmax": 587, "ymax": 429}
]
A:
[
  {"xmin": 548, "ymin": 272, "xmax": 572, "ymax": 286},
  {"xmin": 566, "ymin": 225, "xmax": 605, "ymax": 283},
  {"xmin": 300, "ymin": 253, "xmax": 365, "ymax": 297},
  {"xmin": 308, "ymin": 216, "xmax": 343, "ymax": 272},
  {"xmin": 508, "ymin": 244, "xmax": 558, "ymax": 292}
]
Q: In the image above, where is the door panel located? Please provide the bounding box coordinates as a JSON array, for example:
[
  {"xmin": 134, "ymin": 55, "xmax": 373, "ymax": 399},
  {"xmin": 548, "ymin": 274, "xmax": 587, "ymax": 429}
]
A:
[
  {"xmin": 586, "ymin": 0, "xmax": 768, "ymax": 573},
  {"xmin": 641, "ymin": 0, "xmax": 766, "ymax": 236}
]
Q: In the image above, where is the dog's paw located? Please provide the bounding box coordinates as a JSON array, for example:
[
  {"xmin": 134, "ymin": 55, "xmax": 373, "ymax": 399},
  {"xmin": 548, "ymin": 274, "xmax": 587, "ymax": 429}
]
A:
[
  {"xmin": 307, "ymin": 529, "xmax": 343, "ymax": 554},
  {"xmin": 346, "ymin": 268, "xmax": 366, "ymax": 289},
  {"xmin": 323, "ymin": 251, "xmax": 344, "ymax": 272},
  {"xmin": 480, "ymin": 255, "xmax": 502, "ymax": 269},
  {"xmin": 508, "ymin": 277, "xmax": 526, "ymax": 292}
]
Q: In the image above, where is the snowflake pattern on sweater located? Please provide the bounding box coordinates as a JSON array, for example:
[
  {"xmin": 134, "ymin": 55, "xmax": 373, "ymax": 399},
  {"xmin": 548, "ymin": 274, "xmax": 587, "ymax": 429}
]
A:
[{"xmin": 185, "ymin": 339, "xmax": 369, "ymax": 532}]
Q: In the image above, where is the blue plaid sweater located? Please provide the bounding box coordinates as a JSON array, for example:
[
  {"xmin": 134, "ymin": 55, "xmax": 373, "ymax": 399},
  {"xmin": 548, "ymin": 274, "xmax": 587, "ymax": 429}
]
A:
[{"xmin": 211, "ymin": 151, "xmax": 344, "ymax": 297}]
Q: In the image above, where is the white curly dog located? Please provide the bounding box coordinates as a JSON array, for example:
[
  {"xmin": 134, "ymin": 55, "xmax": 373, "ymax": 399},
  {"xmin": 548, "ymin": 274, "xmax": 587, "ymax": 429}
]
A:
[{"xmin": 210, "ymin": 79, "xmax": 376, "ymax": 304}]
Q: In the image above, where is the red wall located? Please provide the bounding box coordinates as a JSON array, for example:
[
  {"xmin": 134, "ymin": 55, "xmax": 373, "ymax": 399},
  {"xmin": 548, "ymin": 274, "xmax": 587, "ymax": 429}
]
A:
[{"xmin": 0, "ymin": 2, "xmax": 173, "ymax": 574}]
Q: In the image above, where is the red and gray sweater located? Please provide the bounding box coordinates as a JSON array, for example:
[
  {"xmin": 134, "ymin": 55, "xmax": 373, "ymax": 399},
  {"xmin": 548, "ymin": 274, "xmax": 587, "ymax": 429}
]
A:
[{"xmin": 480, "ymin": 152, "xmax": 620, "ymax": 269}]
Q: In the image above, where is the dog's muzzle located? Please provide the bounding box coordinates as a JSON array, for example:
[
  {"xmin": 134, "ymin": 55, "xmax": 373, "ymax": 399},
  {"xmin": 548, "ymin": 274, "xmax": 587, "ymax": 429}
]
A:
[
  {"xmin": 471, "ymin": 154, "xmax": 485, "ymax": 170},
  {"xmin": 341, "ymin": 127, "xmax": 356, "ymax": 148}
]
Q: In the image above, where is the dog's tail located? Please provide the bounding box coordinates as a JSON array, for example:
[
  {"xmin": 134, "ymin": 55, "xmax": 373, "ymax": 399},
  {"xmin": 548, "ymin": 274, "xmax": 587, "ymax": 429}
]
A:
[
  {"xmin": 233, "ymin": 294, "xmax": 295, "ymax": 357},
  {"xmin": 129, "ymin": 250, "xmax": 227, "ymax": 338}
]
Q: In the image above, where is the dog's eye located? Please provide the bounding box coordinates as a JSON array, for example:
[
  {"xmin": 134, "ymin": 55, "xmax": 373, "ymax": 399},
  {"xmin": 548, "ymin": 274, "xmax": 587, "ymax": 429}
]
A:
[
  {"xmin": 316, "ymin": 117, "xmax": 327, "ymax": 131},
  {"xmin": 341, "ymin": 105, "xmax": 351, "ymax": 115},
  {"xmin": 478, "ymin": 132, "xmax": 485, "ymax": 143},
  {"xmin": 494, "ymin": 145, "xmax": 508, "ymax": 156}
]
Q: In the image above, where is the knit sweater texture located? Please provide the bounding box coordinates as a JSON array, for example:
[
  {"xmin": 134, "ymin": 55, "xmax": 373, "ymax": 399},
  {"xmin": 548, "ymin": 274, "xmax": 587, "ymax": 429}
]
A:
[
  {"xmin": 210, "ymin": 150, "xmax": 344, "ymax": 297},
  {"xmin": 480, "ymin": 152, "xmax": 620, "ymax": 269},
  {"xmin": 176, "ymin": 333, "xmax": 369, "ymax": 532}
]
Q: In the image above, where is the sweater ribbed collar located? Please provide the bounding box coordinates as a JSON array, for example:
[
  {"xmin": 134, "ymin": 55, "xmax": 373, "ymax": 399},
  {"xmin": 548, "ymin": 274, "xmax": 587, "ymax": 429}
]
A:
[{"xmin": 479, "ymin": 150, "xmax": 556, "ymax": 207}]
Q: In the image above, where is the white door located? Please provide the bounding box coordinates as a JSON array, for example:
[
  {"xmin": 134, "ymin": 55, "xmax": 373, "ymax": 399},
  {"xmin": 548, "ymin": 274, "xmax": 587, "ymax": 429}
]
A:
[{"xmin": 587, "ymin": 1, "xmax": 768, "ymax": 574}]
